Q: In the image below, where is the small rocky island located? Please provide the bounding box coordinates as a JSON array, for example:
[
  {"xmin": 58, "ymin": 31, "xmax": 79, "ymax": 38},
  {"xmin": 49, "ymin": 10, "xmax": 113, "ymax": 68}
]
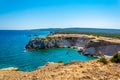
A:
[{"xmin": 26, "ymin": 34, "xmax": 120, "ymax": 57}]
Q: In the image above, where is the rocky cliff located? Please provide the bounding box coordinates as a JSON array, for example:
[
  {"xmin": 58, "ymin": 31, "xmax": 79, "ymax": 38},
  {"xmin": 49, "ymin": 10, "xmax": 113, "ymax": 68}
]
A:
[
  {"xmin": 25, "ymin": 34, "xmax": 120, "ymax": 56},
  {"xmin": 25, "ymin": 36, "xmax": 90, "ymax": 49},
  {"xmin": 84, "ymin": 40, "xmax": 120, "ymax": 56}
]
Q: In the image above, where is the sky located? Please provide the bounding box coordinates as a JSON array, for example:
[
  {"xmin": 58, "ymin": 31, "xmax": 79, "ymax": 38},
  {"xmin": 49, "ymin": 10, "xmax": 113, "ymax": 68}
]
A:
[{"xmin": 0, "ymin": 0, "xmax": 120, "ymax": 30}]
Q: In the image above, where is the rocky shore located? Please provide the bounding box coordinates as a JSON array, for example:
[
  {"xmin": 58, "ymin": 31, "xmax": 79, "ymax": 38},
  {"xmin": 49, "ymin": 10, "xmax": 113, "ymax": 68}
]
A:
[
  {"xmin": 0, "ymin": 60, "xmax": 120, "ymax": 80},
  {"xmin": 25, "ymin": 34, "xmax": 120, "ymax": 57}
]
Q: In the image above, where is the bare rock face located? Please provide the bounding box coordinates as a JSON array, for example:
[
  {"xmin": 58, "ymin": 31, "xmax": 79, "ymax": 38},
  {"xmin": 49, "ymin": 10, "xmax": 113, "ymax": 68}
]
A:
[
  {"xmin": 85, "ymin": 45, "xmax": 120, "ymax": 56},
  {"xmin": 25, "ymin": 37, "xmax": 89, "ymax": 50},
  {"xmin": 25, "ymin": 36, "xmax": 120, "ymax": 56},
  {"xmin": 25, "ymin": 38, "xmax": 64, "ymax": 49},
  {"xmin": 85, "ymin": 40, "xmax": 120, "ymax": 56}
]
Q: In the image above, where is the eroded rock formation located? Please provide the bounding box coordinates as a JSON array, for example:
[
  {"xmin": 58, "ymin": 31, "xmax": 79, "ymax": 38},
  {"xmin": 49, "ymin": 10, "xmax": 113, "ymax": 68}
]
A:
[
  {"xmin": 25, "ymin": 35, "xmax": 120, "ymax": 56},
  {"xmin": 25, "ymin": 37, "xmax": 89, "ymax": 49},
  {"xmin": 85, "ymin": 40, "xmax": 120, "ymax": 56}
]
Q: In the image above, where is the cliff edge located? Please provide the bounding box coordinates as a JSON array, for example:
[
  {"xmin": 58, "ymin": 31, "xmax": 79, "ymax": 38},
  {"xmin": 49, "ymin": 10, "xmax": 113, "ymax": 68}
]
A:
[{"xmin": 25, "ymin": 34, "xmax": 120, "ymax": 56}]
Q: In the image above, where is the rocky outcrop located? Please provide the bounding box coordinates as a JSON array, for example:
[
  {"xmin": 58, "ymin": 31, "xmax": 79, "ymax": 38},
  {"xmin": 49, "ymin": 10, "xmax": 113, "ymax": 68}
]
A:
[
  {"xmin": 25, "ymin": 38, "xmax": 62, "ymax": 49},
  {"xmin": 25, "ymin": 35, "xmax": 120, "ymax": 56},
  {"xmin": 25, "ymin": 37, "xmax": 90, "ymax": 50},
  {"xmin": 84, "ymin": 40, "xmax": 120, "ymax": 56}
]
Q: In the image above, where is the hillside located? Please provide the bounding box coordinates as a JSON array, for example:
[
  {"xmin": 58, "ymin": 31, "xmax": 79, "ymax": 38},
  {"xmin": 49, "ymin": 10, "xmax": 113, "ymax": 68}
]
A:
[{"xmin": 0, "ymin": 60, "xmax": 120, "ymax": 80}]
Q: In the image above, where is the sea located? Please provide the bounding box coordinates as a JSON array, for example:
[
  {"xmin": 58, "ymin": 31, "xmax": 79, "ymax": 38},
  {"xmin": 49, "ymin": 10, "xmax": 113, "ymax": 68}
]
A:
[{"xmin": 0, "ymin": 28, "xmax": 119, "ymax": 72}]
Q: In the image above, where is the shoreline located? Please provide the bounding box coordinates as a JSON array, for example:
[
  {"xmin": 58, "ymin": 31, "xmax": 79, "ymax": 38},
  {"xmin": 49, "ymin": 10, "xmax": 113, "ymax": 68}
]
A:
[
  {"xmin": 26, "ymin": 33, "xmax": 120, "ymax": 58},
  {"xmin": 0, "ymin": 47, "xmax": 97, "ymax": 72},
  {"xmin": 0, "ymin": 53, "xmax": 112, "ymax": 72},
  {"xmin": 0, "ymin": 67, "xmax": 19, "ymax": 71}
]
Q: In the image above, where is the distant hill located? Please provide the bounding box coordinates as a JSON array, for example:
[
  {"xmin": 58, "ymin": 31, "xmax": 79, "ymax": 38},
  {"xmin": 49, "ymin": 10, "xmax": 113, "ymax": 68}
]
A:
[
  {"xmin": 31, "ymin": 28, "xmax": 61, "ymax": 31},
  {"xmin": 32, "ymin": 28, "xmax": 120, "ymax": 34}
]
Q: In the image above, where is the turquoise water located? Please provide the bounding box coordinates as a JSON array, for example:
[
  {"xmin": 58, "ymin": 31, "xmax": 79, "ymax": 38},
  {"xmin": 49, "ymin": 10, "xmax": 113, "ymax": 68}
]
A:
[{"xmin": 0, "ymin": 30, "xmax": 95, "ymax": 72}]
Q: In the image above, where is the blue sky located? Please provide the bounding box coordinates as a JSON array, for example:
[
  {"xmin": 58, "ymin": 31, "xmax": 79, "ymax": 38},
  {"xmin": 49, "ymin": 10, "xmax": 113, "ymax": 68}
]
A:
[{"xmin": 0, "ymin": 0, "xmax": 120, "ymax": 30}]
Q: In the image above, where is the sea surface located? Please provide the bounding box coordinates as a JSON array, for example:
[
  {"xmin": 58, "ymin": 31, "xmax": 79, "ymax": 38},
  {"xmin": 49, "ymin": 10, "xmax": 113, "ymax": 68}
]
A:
[{"xmin": 1, "ymin": 29, "xmax": 119, "ymax": 72}]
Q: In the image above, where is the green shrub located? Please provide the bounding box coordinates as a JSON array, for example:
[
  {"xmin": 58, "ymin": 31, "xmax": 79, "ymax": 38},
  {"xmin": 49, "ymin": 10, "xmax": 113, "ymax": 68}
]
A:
[
  {"xmin": 98, "ymin": 57, "xmax": 108, "ymax": 64},
  {"xmin": 110, "ymin": 53, "xmax": 120, "ymax": 63},
  {"xmin": 64, "ymin": 63, "xmax": 69, "ymax": 65},
  {"xmin": 56, "ymin": 61, "xmax": 63, "ymax": 63},
  {"xmin": 41, "ymin": 38, "xmax": 46, "ymax": 40},
  {"xmin": 46, "ymin": 36, "xmax": 53, "ymax": 40}
]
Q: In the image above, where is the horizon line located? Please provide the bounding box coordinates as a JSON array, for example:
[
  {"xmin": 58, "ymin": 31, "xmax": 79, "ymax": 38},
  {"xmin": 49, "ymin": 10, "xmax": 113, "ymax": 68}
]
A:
[{"xmin": 0, "ymin": 27, "xmax": 120, "ymax": 30}]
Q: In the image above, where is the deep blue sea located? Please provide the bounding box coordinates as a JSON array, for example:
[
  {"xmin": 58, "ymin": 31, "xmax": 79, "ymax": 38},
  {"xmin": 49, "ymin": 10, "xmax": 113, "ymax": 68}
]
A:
[{"xmin": 1, "ymin": 29, "xmax": 119, "ymax": 72}]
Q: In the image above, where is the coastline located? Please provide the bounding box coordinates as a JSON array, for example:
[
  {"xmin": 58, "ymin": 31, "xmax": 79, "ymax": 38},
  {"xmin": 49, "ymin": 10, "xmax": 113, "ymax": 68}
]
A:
[
  {"xmin": 26, "ymin": 33, "xmax": 120, "ymax": 58},
  {"xmin": 0, "ymin": 32, "xmax": 120, "ymax": 80},
  {"xmin": 49, "ymin": 34, "xmax": 120, "ymax": 44},
  {"xmin": 0, "ymin": 67, "xmax": 19, "ymax": 71}
]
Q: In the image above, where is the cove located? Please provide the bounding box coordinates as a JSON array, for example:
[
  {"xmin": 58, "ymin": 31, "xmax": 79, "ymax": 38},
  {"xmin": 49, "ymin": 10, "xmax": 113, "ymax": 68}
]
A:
[
  {"xmin": 0, "ymin": 30, "xmax": 96, "ymax": 72},
  {"xmin": 21, "ymin": 48, "xmax": 96, "ymax": 72}
]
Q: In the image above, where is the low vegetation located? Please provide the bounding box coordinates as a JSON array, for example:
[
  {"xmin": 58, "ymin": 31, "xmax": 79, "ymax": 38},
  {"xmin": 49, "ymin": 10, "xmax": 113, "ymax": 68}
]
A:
[
  {"xmin": 54, "ymin": 30, "xmax": 120, "ymax": 39},
  {"xmin": 97, "ymin": 53, "xmax": 120, "ymax": 64},
  {"xmin": 97, "ymin": 57, "xmax": 108, "ymax": 64},
  {"xmin": 41, "ymin": 37, "xmax": 46, "ymax": 40},
  {"xmin": 56, "ymin": 61, "xmax": 63, "ymax": 63},
  {"xmin": 111, "ymin": 53, "xmax": 120, "ymax": 63},
  {"xmin": 64, "ymin": 62, "xmax": 69, "ymax": 65},
  {"xmin": 46, "ymin": 36, "xmax": 53, "ymax": 40},
  {"xmin": 41, "ymin": 36, "xmax": 53, "ymax": 40}
]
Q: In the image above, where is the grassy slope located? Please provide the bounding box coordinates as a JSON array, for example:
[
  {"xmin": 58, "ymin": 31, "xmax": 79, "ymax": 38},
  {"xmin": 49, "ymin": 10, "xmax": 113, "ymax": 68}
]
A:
[{"xmin": 54, "ymin": 30, "xmax": 120, "ymax": 39}]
